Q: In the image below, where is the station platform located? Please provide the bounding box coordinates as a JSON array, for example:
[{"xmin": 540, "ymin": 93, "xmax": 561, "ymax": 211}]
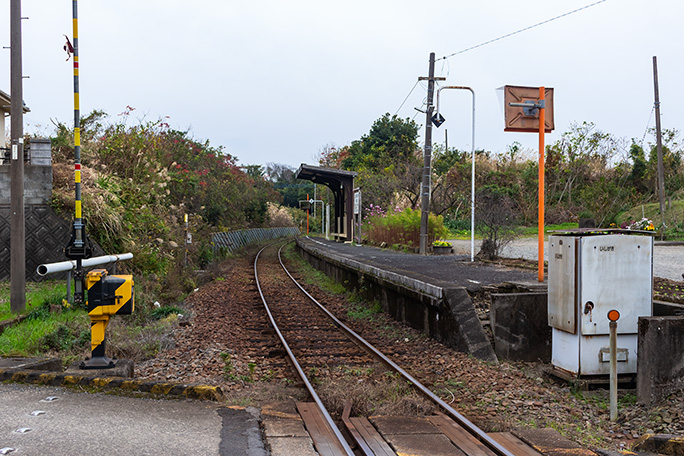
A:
[
  {"xmin": 296, "ymin": 236, "xmax": 542, "ymax": 293},
  {"xmin": 295, "ymin": 236, "xmax": 548, "ymax": 363}
]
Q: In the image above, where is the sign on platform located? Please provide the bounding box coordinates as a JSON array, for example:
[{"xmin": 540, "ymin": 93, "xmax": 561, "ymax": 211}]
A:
[{"xmin": 503, "ymin": 85, "xmax": 554, "ymax": 133}]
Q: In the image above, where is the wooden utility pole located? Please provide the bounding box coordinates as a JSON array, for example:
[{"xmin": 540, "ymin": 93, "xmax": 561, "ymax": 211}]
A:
[
  {"xmin": 652, "ymin": 56, "xmax": 666, "ymax": 217},
  {"xmin": 418, "ymin": 53, "xmax": 445, "ymax": 255},
  {"xmin": 10, "ymin": 0, "xmax": 26, "ymax": 314}
]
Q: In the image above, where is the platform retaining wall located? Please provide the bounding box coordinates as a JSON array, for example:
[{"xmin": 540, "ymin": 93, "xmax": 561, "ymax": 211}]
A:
[
  {"xmin": 637, "ymin": 316, "xmax": 684, "ymax": 406},
  {"xmin": 491, "ymin": 292, "xmax": 551, "ymax": 362},
  {"xmin": 295, "ymin": 238, "xmax": 497, "ymax": 362}
]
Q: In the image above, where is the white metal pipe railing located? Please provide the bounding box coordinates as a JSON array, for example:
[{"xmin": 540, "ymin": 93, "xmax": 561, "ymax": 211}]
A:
[{"xmin": 36, "ymin": 253, "xmax": 133, "ymax": 276}]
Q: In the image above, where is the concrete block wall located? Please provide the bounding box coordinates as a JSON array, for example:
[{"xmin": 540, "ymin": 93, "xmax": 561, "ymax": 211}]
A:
[
  {"xmin": 637, "ymin": 316, "xmax": 684, "ymax": 406},
  {"xmin": 0, "ymin": 137, "xmax": 52, "ymax": 205},
  {"xmin": 0, "ymin": 138, "xmax": 109, "ymax": 281}
]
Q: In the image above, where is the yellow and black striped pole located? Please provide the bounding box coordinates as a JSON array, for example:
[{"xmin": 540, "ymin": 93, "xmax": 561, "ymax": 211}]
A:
[
  {"xmin": 64, "ymin": 0, "xmax": 91, "ymax": 304},
  {"xmin": 73, "ymin": 0, "xmax": 81, "ymax": 228}
]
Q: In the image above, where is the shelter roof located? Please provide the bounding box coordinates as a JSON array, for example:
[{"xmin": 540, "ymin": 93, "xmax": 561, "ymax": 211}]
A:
[
  {"xmin": 295, "ymin": 164, "xmax": 357, "ymax": 186},
  {"xmin": 0, "ymin": 89, "xmax": 30, "ymax": 115}
]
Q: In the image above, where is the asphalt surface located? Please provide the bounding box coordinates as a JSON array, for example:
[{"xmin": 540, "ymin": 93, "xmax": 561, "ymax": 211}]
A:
[
  {"xmin": 450, "ymin": 237, "xmax": 684, "ymax": 282},
  {"xmin": 0, "ymin": 383, "xmax": 266, "ymax": 456}
]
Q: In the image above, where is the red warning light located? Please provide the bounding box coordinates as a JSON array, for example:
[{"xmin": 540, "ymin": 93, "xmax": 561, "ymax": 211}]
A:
[{"xmin": 607, "ymin": 310, "xmax": 620, "ymax": 322}]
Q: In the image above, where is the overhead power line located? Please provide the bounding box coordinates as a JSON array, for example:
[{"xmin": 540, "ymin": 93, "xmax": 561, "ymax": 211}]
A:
[
  {"xmin": 437, "ymin": 0, "xmax": 608, "ymax": 61},
  {"xmin": 394, "ymin": 80, "xmax": 420, "ymax": 115},
  {"xmin": 640, "ymin": 105, "xmax": 655, "ymax": 146}
]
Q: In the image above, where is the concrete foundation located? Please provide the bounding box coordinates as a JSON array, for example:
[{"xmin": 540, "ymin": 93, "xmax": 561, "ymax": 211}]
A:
[
  {"xmin": 65, "ymin": 359, "xmax": 135, "ymax": 378},
  {"xmin": 491, "ymin": 292, "xmax": 551, "ymax": 362},
  {"xmin": 0, "ymin": 356, "xmax": 62, "ymax": 372},
  {"xmin": 637, "ymin": 316, "xmax": 684, "ymax": 406}
]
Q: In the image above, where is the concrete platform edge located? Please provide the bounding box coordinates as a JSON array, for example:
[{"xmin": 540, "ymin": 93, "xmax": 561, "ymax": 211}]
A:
[
  {"xmin": 297, "ymin": 236, "xmax": 444, "ymax": 299},
  {"xmin": 0, "ymin": 367, "xmax": 224, "ymax": 401}
]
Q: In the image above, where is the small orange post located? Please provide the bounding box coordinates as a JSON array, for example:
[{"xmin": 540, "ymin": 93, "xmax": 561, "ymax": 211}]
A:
[{"xmin": 538, "ymin": 87, "xmax": 545, "ymax": 282}]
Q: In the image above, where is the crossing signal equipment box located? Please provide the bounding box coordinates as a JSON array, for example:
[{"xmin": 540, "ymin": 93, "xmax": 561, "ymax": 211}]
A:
[{"xmin": 80, "ymin": 269, "xmax": 134, "ymax": 369}]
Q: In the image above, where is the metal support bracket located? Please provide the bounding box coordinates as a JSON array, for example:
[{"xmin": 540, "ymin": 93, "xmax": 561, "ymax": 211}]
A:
[{"xmin": 509, "ymin": 99, "xmax": 545, "ymax": 117}]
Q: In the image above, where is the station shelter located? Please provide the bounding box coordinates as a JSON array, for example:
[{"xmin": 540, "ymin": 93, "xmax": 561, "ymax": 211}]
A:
[{"xmin": 295, "ymin": 164, "xmax": 357, "ymax": 242}]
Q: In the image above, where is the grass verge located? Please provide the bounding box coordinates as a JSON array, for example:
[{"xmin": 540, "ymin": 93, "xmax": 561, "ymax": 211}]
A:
[
  {"xmin": 281, "ymin": 243, "xmax": 347, "ymax": 295},
  {"xmin": 0, "ymin": 280, "xmax": 69, "ymax": 321},
  {"xmin": 0, "ymin": 277, "xmax": 187, "ymax": 367},
  {"xmin": 0, "ymin": 304, "xmax": 89, "ymax": 358},
  {"xmin": 617, "ymin": 201, "xmax": 684, "ymax": 240}
]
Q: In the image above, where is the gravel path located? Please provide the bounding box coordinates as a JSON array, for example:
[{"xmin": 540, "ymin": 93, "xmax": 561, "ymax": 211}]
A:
[{"xmin": 449, "ymin": 237, "xmax": 684, "ymax": 282}]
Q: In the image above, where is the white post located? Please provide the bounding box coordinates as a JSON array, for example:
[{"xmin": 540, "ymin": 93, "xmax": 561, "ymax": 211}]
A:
[
  {"xmin": 469, "ymin": 90, "xmax": 476, "ymax": 262},
  {"xmin": 434, "ymin": 85, "xmax": 476, "ymax": 261},
  {"xmin": 609, "ymin": 319, "xmax": 618, "ymax": 421},
  {"xmin": 326, "ymin": 204, "xmax": 331, "ymax": 240}
]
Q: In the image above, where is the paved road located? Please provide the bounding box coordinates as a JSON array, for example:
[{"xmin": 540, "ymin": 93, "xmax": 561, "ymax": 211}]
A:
[
  {"xmin": 0, "ymin": 383, "xmax": 266, "ymax": 456},
  {"xmin": 450, "ymin": 237, "xmax": 684, "ymax": 282}
]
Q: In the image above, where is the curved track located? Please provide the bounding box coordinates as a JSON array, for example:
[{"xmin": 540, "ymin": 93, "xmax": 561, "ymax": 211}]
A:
[{"xmin": 254, "ymin": 241, "xmax": 515, "ymax": 456}]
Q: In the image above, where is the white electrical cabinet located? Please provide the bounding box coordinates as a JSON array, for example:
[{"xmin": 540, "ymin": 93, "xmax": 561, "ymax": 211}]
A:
[{"xmin": 547, "ymin": 231, "xmax": 653, "ymax": 377}]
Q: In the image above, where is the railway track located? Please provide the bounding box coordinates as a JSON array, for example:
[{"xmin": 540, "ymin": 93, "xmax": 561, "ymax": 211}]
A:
[{"xmin": 254, "ymin": 241, "xmax": 537, "ymax": 456}]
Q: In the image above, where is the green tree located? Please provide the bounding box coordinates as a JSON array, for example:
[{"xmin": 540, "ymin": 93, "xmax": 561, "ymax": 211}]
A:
[
  {"xmin": 339, "ymin": 113, "xmax": 421, "ymax": 212},
  {"xmin": 646, "ymin": 129, "xmax": 684, "ymax": 199},
  {"xmin": 628, "ymin": 141, "xmax": 648, "ymax": 194},
  {"xmin": 266, "ymin": 163, "xmax": 314, "ymax": 208},
  {"xmin": 341, "ymin": 113, "xmax": 419, "ymax": 172}
]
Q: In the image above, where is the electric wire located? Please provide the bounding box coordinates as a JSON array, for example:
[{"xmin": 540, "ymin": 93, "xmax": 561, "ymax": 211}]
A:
[
  {"xmin": 439, "ymin": 57, "xmax": 450, "ymax": 79},
  {"xmin": 394, "ymin": 80, "xmax": 420, "ymax": 116},
  {"xmin": 640, "ymin": 105, "xmax": 655, "ymax": 146},
  {"xmin": 436, "ymin": 0, "xmax": 608, "ymax": 61}
]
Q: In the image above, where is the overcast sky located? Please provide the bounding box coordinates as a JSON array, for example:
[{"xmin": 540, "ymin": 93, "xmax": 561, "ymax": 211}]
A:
[{"xmin": 2, "ymin": 0, "xmax": 682, "ymax": 169}]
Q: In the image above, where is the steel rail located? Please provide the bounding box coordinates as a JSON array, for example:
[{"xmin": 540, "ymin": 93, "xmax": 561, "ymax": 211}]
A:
[
  {"xmin": 277, "ymin": 242, "xmax": 515, "ymax": 456},
  {"xmin": 253, "ymin": 244, "xmax": 355, "ymax": 456}
]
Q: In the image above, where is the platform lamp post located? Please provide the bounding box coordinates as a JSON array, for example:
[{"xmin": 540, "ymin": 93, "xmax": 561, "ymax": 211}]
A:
[
  {"xmin": 433, "ymin": 86, "xmax": 476, "ymax": 261},
  {"xmin": 503, "ymin": 86, "xmax": 554, "ymax": 282}
]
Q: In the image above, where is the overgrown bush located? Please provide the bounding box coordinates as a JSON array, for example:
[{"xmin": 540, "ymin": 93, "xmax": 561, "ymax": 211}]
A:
[
  {"xmin": 266, "ymin": 203, "xmax": 296, "ymax": 227},
  {"xmin": 363, "ymin": 206, "xmax": 448, "ymax": 248},
  {"xmin": 49, "ymin": 108, "xmax": 281, "ymax": 295},
  {"xmin": 475, "ymin": 187, "xmax": 522, "ymax": 260}
]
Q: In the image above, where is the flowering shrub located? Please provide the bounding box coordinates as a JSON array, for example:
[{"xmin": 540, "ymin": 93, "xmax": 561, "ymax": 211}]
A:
[
  {"xmin": 623, "ymin": 218, "xmax": 655, "ymax": 231},
  {"xmin": 432, "ymin": 240, "xmax": 452, "ymax": 247}
]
